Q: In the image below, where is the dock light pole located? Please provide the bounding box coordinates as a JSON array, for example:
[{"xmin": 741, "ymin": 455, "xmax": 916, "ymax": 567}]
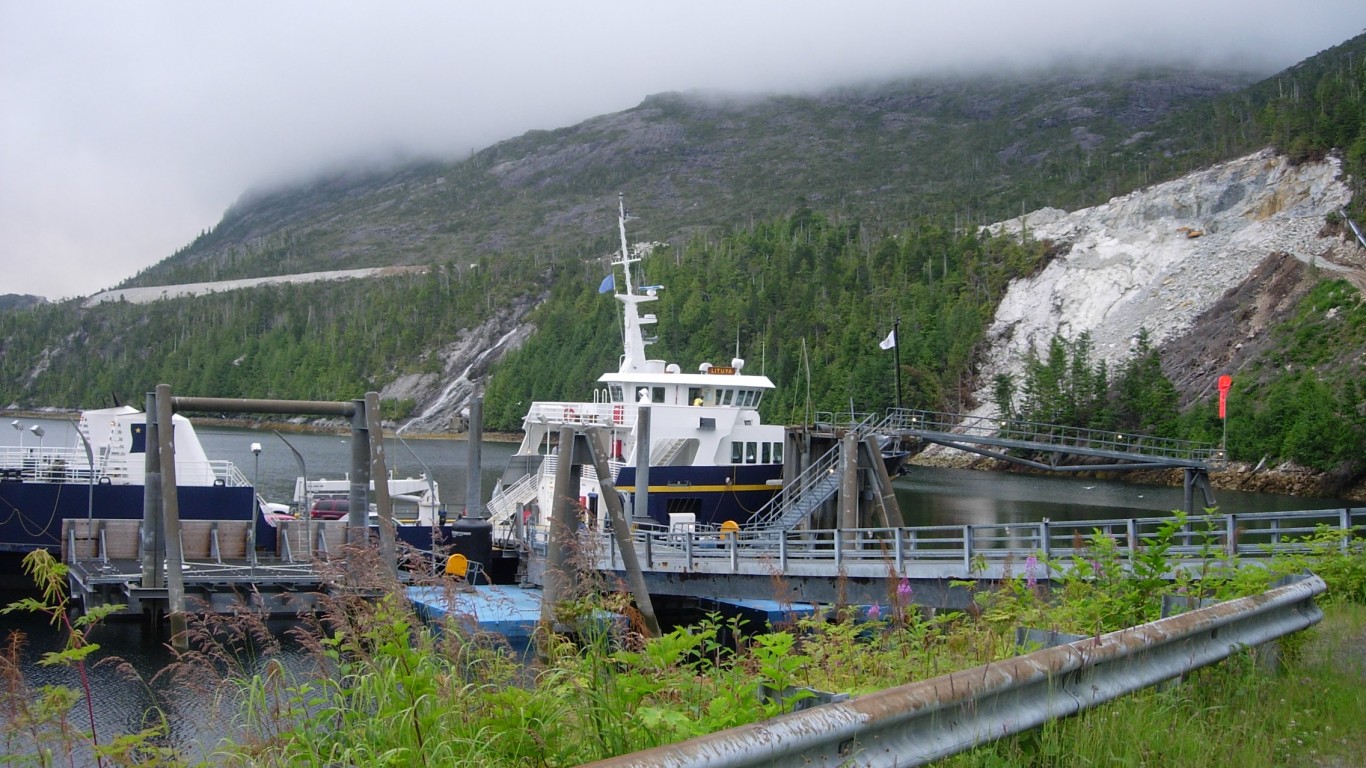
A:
[
  {"xmin": 10, "ymin": 420, "xmax": 22, "ymax": 450},
  {"xmin": 29, "ymin": 425, "xmax": 44, "ymax": 473},
  {"xmin": 250, "ymin": 442, "xmax": 262, "ymax": 567}
]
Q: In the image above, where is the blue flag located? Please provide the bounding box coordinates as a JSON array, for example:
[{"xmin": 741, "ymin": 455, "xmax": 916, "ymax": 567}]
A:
[{"xmin": 598, "ymin": 273, "xmax": 615, "ymax": 294}]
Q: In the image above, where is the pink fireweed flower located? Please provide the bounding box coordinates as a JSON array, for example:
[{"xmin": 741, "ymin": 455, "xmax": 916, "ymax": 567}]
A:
[
  {"xmin": 866, "ymin": 603, "xmax": 881, "ymax": 620},
  {"xmin": 1025, "ymin": 554, "xmax": 1038, "ymax": 589},
  {"xmin": 897, "ymin": 579, "xmax": 913, "ymax": 601}
]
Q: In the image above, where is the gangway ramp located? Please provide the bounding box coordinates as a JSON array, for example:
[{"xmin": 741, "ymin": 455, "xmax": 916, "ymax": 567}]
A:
[{"xmin": 883, "ymin": 408, "xmax": 1222, "ymax": 513}]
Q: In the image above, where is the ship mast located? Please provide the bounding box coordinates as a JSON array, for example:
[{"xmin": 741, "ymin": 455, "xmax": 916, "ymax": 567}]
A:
[{"xmin": 612, "ymin": 193, "xmax": 658, "ymax": 373}]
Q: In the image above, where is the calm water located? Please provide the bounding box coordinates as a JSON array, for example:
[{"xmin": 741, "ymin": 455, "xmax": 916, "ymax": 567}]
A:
[{"xmin": 0, "ymin": 416, "xmax": 1354, "ymax": 763}]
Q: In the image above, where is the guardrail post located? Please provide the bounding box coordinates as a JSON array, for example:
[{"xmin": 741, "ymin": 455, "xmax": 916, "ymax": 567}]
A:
[
  {"xmin": 685, "ymin": 530, "xmax": 694, "ymax": 570},
  {"xmin": 1341, "ymin": 508, "xmax": 1351, "ymax": 552},
  {"xmin": 779, "ymin": 532, "xmax": 788, "ymax": 572},
  {"xmin": 730, "ymin": 533, "xmax": 739, "ymax": 573},
  {"xmin": 1126, "ymin": 518, "xmax": 1138, "ymax": 564},
  {"xmin": 894, "ymin": 528, "xmax": 905, "ymax": 572},
  {"xmin": 642, "ymin": 529, "xmax": 653, "ymax": 569},
  {"xmin": 1039, "ymin": 520, "xmax": 1051, "ymax": 561},
  {"xmin": 963, "ymin": 525, "xmax": 973, "ymax": 573},
  {"xmin": 1225, "ymin": 514, "xmax": 1238, "ymax": 558},
  {"xmin": 834, "ymin": 529, "xmax": 843, "ymax": 569}
]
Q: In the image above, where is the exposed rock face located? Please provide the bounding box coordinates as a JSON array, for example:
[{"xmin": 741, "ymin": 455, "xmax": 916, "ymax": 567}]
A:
[
  {"xmin": 383, "ymin": 295, "xmax": 541, "ymax": 434},
  {"xmin": 974, "ymin": 149, "xmax": 1360, "ymax": 416}
]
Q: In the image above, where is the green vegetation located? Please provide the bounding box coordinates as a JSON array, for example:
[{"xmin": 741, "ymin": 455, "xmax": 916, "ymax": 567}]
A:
[
  {"xmin": 992, "ymin": 328, "xmax": 1179, "ymax": 437},
  {"xmin": 992, "ymin": 280, "xmax": 1366, "ymax": 471},
  {"xmin": 0, "ymin": 263, "xmax": 528, "ymax": 408},
  {"xmin": 484, "ymin": 210, "xmax": 1048, "ymax": 427},
  {"xmin": 5, "ymin": 519, "xmax": 1363, "ymax": 766},
  {"xmin": 1220, "ymin": 279, "xmax": 1366, "ymax": 470}
]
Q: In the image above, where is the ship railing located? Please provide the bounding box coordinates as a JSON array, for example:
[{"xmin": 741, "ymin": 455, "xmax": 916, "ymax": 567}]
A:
[
  {"xmin": 182, "ymin": 460, "xmax": 250, "ymax": 487},
  {"xmin": 0, "ymin": 445, "xmax": 109, "ymax": 483},
  {"xmin": 525, "ymin": 401, "xmax": 636, "ymax": 429},
  {"xmin": 597, "ymin": 507, "xmax": 1366, "ymax": 574}
]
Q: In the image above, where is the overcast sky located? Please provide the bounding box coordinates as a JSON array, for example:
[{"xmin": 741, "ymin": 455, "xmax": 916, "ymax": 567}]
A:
[{"xmin": 2, "ymin": 2, "xmax": 1362, "ymax": 301}]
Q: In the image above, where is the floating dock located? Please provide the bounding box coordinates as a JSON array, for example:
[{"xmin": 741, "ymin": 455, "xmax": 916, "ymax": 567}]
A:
[{"xmin": 407, "ymin": 584, "xmax": 549, "ymax": 639}]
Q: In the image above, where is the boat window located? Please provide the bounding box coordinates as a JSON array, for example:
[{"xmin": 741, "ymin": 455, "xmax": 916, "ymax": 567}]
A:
[
  {"xmin": 688, "ymin": 387, "xmax": 702, "ymax": 406},
  {"xmin": 610, "ymin": 385, "xmax": 625, "ymax": 403},
  {"xmin": 721, "ymin": 389, "xmax": 734, "ymax": 406},
  {"xmin": 772, "ymin": 441, "xmax": 783, "ymax": 464},
  {"xmin": 745, "ymin": 442, "xmax": 757, "ymax": 464},
  {"xmin": 652, "ymin": 386, "xmax": 666, "ymax": 404},
  {"xmin": 761, "ymin": 442, "xmax": 771, "ymax": 463},
  {"xmin": 731, "ymin": 442, "xmax": 743, "ymax": 464}
]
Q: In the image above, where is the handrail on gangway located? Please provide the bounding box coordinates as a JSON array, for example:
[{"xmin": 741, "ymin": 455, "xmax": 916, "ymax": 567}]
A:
[{"xmin": 884, "ymin": 408, "xmax": 1222, "ymax": 466}]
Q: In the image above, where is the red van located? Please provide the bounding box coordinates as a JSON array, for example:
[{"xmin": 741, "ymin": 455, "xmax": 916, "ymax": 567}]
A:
[{"xmin": 309, "ymin": 498, "xmax": 350, "ymax": 520}]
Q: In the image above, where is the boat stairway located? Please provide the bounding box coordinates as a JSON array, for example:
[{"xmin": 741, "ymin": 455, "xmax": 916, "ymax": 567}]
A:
[
  {"xmin": 487, "ymin": 454, "xmax": 608, "ymax": 531},
  {"xmin": 652, "ymin": 438, "xmax": 690, "ymax": 466},
  {"xmin": 745, "ymin": 443, "xmax": 844, "ymax": 531},
  {"xmin": 486, "ymin": 472, "xmax": 538, "ymax": 527}
]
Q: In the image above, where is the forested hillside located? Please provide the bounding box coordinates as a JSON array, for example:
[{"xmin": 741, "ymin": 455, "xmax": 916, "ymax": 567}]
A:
[
  {"xmin": 2, "ymin": 34, "xmax": 1364, "ymax": 482},
  {"xmin": 481, "ymin": 209, "xmax": 1047, "ymax": 429},
  {"xmin": 0, "ymin": 265, "xmax": 526, "ymax": 413}
]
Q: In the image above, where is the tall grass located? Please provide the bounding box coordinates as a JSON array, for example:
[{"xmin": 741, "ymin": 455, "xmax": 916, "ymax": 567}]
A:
[{"xmin": 4, "ymin": 516, "xmax": 1363, "ymax": 767}]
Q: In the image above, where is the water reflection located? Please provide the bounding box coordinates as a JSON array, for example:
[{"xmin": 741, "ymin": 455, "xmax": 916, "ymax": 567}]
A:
[{"xmin": 894, "ymin": 465, "xmax": 1345, "ymax": 528}]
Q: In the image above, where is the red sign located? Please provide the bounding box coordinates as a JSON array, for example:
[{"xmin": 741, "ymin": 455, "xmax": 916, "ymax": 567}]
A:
[{"xmin": 1217, "ymin": 375, "xmax": 1232, "ymax": 419}]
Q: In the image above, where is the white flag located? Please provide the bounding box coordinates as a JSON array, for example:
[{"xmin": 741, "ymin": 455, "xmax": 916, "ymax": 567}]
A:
[{"xmin": 879, "ymin": 329, "xmax": 897, "ymax": 350}]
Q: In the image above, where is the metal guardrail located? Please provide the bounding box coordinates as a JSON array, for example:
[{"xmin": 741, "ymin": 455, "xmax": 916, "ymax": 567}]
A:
[
  {"xmin": 812, "ymin": 411, "xmax": 883, "ymax": 438},
  {"xmin": 583, "ymin": 573, "xmax": 1326, "ymax": 767},
  {"xmin": 884, "ymin": 408, "xmax": 1221, "ymax": 463},
  {"xmin": 594, "ymin": 508, "xmax": 1366, "ymax": 578}
]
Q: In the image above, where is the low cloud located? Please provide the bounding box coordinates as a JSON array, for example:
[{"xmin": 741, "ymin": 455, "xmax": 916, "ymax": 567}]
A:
[{"xmin": 1, "ymin": 1, "xmax": 1361, "ymax": 299}]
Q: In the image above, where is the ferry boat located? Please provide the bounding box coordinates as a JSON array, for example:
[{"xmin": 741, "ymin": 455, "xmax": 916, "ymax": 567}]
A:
[
  {"xmin": 0, "ymin": 406, "xmax": 275, "ymax": 556},
  {"xmin": 486, "ymin": 196, "xmax": 787, "ymax": 533}
]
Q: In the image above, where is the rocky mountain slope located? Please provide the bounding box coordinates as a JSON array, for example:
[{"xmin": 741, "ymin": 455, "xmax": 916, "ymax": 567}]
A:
[
  {"xmin": 126, "ymin": 68, "xmax": 1255, "ymax": 290},
  {"xmin": 368, "ymin": 148, "xmax": 1364, "ymax": 438},
  {"xmin": 975, "ymin": 149, "xmax": 1362, "ymax": 417}
]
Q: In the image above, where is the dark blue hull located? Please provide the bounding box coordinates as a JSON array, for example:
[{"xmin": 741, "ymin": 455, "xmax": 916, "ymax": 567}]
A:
[
  {"xmin": 0, "ymin": 480, "xmax": 271, "ymax": 554},
  {"xmin": 611, "ymin": 464, "xmax": 782, "ymax": 528}
]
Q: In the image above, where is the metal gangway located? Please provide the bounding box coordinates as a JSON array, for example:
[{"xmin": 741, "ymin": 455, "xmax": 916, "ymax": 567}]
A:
[
  {"xmin": 882, "ymin": 408, "xmax": 1221, "ymax": 467},
  {"xmin": 880, "ymin": 408, "xmax": 1222, "ymax": 512}
]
